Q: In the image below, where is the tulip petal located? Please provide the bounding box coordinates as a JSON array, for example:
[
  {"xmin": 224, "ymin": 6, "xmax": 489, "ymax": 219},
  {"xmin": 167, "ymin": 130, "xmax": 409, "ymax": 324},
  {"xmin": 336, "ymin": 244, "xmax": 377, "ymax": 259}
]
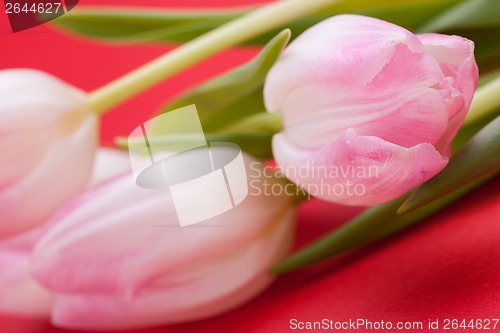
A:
[
  {"xmin": 273, "ymin": 129, "xmax": 448, "ymax": 206},
  {"xmin": 31, "ymin": 153, "xmax": 295, "ymax": 329},
  {"xmin": 418, "ymin": 33, "xmax": 478, "ymax": 155},
  {"xmin": 418, "ymin": 34, "xmax": 477, "ymax": 105},
  {"xmin": 0, "ymin": 70, "xmax": 86, "ymax": 132},
  {"xmin": 0, "ymin": 230, "xmax": 54, "ymax": 317},
  {"xmin": 47, "ymin": 209, "xmax": 294, "ymax": 330},
  {"xmin": 265, "ymin": 15, "xmax": 425, "ymax": 112},
  {"xmin": 0, "ymin": 69, "xmax": 89, "ymax": 187},
  {"xmin": 0, "ymin": 115, "xmax": 98, "ymax": 239},
  {"xmin": 32, "ymin": 158, "xmax": 293, "ymax": 297},
  {"xmin": 265, "ymin": 15, "xmax": 449, "ymax": 150}
]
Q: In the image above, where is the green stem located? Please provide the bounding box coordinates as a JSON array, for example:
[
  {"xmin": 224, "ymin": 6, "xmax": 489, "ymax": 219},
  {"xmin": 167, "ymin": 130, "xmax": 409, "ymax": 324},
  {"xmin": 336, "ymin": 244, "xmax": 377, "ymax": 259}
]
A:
[
  {"xmin": 88, "ymin": 0, "xmax": 342, "ymax": 114},
  {"xmin": 464, "ymin": 75, "xmax": 500, "ymax": 126},
  {"xmin": 218, "ymin": 112, "xmax": 283, "ymax": 134}
]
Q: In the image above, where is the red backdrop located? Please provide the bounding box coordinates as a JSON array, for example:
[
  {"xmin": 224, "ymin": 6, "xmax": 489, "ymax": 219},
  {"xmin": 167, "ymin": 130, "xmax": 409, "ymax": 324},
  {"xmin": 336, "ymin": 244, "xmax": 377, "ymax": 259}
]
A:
[{"xmin": 1, "ymin": 1, "xmax": 499, "ymax": 332}]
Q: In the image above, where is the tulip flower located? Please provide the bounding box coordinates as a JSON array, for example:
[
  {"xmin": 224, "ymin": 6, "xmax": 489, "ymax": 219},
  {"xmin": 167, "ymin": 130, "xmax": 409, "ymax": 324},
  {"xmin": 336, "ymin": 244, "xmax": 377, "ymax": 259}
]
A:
[
  {"xmin": 31, "ymin": 150, "xmax": 295, "ymax": 330},
  {"xmin": 0, "ymin": 228, "xmax": 54, "ymax": 317},
  {"xmin": 0, "ymin": 69, "xmax": 98, "ymax": 239},
  {"xmin": 264, "ymin": 15, "xmax": 478, "ymax": 206},
  {"xmin": 0, "ymin": 149, "xmax": 130, "ymax": 318}
]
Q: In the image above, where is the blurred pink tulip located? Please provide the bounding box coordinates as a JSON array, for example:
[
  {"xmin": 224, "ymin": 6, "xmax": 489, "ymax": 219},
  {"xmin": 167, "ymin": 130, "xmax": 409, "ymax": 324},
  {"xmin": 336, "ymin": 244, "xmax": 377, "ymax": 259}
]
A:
[
  {"xmin": 31, "ymin": 151, "xmax": 295, "ymax": 330},
  {"xmin": 0, "ymin": 228, "xmax": 54, "ymax": 317},
  {"xmin": 264, "ymin": 15, "xmax": 478, "ymax": 206},
  {"xmin": 0, "ymin": 69, "xmax": 98, "ymax": 239},
  {"xmin": 0, "ymin": 149, "xmax": 131, "ymax": 318}
]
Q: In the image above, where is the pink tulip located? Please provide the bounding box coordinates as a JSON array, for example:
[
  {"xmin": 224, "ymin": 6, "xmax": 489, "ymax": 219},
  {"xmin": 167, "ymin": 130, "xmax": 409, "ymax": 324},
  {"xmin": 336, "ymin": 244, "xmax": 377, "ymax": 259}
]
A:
[
  {"xmin": 0, "ymin": 149, "xmax": 130, "ymax": 318},
  {"xmin": 31, "ymin": 151, "xmax": 295, "ymax": 330},
  {"xmin": 0, "ymin": 69, "xmax": 98, "ymax": 238},
  {"xmin": 0, "ymin": 228, "xmax": 54, "ymax": 317},
  {"xmin": 264, "ymin": 15, "xmax": 478, "ymax": 206}
]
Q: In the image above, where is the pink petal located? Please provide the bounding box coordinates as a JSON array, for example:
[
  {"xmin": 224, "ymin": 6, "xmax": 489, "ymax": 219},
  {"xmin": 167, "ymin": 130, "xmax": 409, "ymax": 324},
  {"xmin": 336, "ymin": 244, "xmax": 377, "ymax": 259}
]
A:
[
  {"xmin": 0, "ymin": 230, "xmax": 54, "ymax": 317},
  {"xmin": 0, "ymin": 69, "xmax": 86, "ymax": 132},
  {"xmin": 47, "ymin": 209, "xmax": 294, "ymax": 330},
  {"xmin": 0, "ymin": 69, "xmax": 89, "ymax": 187},
  {"xmin": 265, "ymin": 15, "xmax": 449, "ymax": 150},
  {"xmin": 265, "ymin": 15, "xmax": 426, "ymax": 112},
  {"xmin": 273, "ymin": 129, "xmax": 448, "ymax": 206},
  {"xmin": 32, "ymin": 157, "xmax": 294, "ymax": 297},
  {"xmin": 418, "ymin": 34, "xmax": 477, "ymax": 105},
  {"xmin": 418, "ymin": 33, "xmax": 478, "ymax": 155},
  {"xmin": 0, "ymin": 115, "xmax": 98, "ymax": 239}
]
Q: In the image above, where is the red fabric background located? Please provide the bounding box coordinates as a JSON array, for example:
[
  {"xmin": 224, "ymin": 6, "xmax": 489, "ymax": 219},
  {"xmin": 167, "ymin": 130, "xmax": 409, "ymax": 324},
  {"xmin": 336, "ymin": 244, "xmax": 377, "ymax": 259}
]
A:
[{"xmin": 1, "ymin": 1, "xmax": 499, "ymax": 332}]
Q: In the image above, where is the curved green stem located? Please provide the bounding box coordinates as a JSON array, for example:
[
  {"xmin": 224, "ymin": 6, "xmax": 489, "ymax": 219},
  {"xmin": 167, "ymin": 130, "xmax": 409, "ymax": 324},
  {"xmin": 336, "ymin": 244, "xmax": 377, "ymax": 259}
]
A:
[
  {"xmin": 464, "ymin": 75, "xmax": 500, "ymax": 126},
  {"xmin": 218, "ymin": 112, "xmax": 283, "ymax": 134},
  {"xmin": 88, "ymin": 0, "xmax": 342, "ymax": 114}
]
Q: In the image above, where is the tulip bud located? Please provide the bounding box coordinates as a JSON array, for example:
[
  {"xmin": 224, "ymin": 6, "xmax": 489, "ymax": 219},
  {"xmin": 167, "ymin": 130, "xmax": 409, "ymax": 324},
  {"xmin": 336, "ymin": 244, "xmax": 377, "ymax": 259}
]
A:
[
  {"xmin": 0, "ymin": 228, "xmax": 54, "ymax": 317},
  {"xmin": 31, "ymin": 150, "xmax": 295, "ymax": 330},
  {"xmin": 264, "ymin": 15, "xmax": 478, "ymax": 206},
  {"xmin": 0, "ymin": 69, "xmax": 98, "ymax": 238},
  {"xmin": 0, "ymin": 149, "xmax": 130, "ymax": 318}
]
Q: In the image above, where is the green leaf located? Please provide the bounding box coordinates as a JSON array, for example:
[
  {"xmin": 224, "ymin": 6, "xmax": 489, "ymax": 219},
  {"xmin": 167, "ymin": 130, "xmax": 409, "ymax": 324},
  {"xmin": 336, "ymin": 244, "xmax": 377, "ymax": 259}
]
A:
[
  {"xmin": 398, "ymin": 115, "xmax": 500, "ymax": 214},
  {"xmin": 56, "ymin": 1, "xmax": 500, "ymax": 70},
  {"xmin": 217, "ymin": 112, "xmax": 282, "ymax": 134},
  {"xmin": 52, "ymin": 8, "xmax": 245, "ymax": 43},
  {"xmin": 451, "ymin": 27, "xmax": 500, "ymax": 65},
  {"xmin": 233, "ymin": 0, "xmax": 462, "ymax": 45},
  {"xmin": 117, "ymin": 131, "xmax": 273, "ymax": 159},
  {"xmin": 153, "ymin": 29, "xmax": 290, "ymax": 133},
  {"xmin": 415, "ymin": 0, "xmax": 500, "ymax": 70},
  {"xmin": 452, "ymin": 74, "xmax": 500, "ymax": 149},
  {"xmin": 452, "ymin": 109, "xmax": 499, "ymax": 152},
  {"xmin": 416, "ymin": 0, "xmax": 500, "ymax": 32},
  {"xmin": 272, "ymin": 175, "xmax": 490, "ymax": 274},
  {"xmin": 53, "ymin": 0, "xmax": 459, "ymax": 45}
]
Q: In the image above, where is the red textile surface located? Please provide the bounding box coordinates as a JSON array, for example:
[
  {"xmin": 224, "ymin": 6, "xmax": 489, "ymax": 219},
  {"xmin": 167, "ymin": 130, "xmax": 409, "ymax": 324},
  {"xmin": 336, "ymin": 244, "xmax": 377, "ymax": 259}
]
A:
[{"xmin": 1, "ymin": 1, "xmax": 499, "ymax": 332}]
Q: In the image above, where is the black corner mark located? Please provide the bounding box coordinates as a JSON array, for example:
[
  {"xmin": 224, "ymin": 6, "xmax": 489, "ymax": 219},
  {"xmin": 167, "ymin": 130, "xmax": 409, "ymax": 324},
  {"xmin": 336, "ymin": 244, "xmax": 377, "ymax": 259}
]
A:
[
  {"xmin": 64, "ymin": 0, "xmax": 77, "ymax": 11},
  {"xmin": 3, "ymin": 0, "xmax": 79, "ymax": 33}
]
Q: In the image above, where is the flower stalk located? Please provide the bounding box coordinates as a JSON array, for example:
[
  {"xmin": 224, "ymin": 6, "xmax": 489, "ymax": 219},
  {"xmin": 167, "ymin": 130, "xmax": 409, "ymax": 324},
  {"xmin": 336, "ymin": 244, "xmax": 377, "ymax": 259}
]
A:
[
  {"xmin": 464, "ymin": 75, "xmax": 500, "ymax": 126},
  {"xmin": 88, "ymin": 0, "xmax": 342, "ymax": 114}
]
